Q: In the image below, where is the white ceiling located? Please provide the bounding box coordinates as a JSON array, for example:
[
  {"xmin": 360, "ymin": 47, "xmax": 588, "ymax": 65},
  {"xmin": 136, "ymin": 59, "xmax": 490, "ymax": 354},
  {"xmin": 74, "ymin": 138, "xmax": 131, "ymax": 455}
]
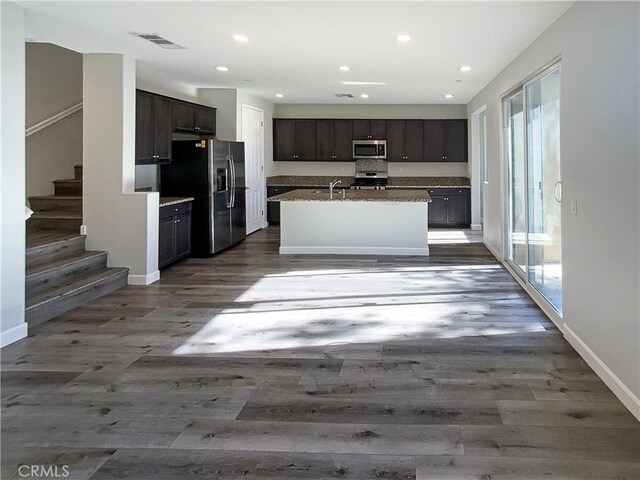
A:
[{"xmin": 20, "ymin": 1, "xmax": 572, "ymax": 104}]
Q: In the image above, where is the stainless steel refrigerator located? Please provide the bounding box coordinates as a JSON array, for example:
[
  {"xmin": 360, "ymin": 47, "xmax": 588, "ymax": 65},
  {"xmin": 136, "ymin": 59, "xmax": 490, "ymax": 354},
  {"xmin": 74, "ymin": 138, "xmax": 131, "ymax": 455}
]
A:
[{"xmin": 161, "ymin": 139, "xmax": 246, "ymax": 256}]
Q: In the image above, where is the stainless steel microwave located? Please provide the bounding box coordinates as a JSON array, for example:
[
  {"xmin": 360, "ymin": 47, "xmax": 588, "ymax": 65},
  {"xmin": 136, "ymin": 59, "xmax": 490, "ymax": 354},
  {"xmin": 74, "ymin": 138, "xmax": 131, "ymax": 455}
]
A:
[{"xmin": 353, "ymin": 140, "xmax": 387, "ymax": 159}]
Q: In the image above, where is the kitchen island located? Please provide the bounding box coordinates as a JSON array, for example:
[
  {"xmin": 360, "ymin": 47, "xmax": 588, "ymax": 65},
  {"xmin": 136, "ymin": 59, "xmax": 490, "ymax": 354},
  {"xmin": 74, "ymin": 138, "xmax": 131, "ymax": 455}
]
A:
[{"xmin": 268, "ymin": 189, "xmax": 431, "ymax": 256}]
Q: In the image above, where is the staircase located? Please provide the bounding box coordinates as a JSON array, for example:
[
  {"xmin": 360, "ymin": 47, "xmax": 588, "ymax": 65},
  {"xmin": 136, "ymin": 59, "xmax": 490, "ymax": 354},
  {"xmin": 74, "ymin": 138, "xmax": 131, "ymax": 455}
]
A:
[
  {"xmin": 28, "ymin": 164, "xmax": 83, "ymax": 232},
  {"xmin": 26, "ymin": 165, "xmax": 129, "ymax": 326}
]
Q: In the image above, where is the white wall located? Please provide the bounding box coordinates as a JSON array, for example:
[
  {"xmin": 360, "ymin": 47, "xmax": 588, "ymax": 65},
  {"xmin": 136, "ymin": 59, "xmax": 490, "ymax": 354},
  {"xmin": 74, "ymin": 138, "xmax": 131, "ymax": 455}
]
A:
[
  {"xmin": 467, "ymin": 1, "xmax": 640, "ymax": 416},
  {"xmin": 136, "ymin": 69, "xmax": 198, "ymax": 104},
  {"xmin": 26, "ymin": 43, "xmax": 82, "ymax": 199},
  {"xmin": 198, "ymin": 89, "xmax": 238, "ymax": 141},
  {"xmin": 83, "ymin": 54, "xmax": 159, "ymax": 285},
  {"xmin": 0, "ymin": 1, "xmax": 28, "ymax": 347},
  {"xmin": 272, "ymin": 103, "xmax": 469, "ymax": 177}
]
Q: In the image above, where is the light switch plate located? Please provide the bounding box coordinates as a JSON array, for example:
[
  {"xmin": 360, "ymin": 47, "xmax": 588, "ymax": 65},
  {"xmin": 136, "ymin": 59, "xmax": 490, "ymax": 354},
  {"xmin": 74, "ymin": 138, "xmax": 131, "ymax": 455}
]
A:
[{"xmin": 570, "ymin": 199, "xmax": 577, "ymax": 215}]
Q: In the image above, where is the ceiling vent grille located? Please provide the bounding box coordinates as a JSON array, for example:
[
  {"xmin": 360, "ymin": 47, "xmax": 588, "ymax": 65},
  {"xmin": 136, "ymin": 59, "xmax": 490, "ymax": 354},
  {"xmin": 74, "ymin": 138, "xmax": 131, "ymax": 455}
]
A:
[
  {"xmin": 133, "ymin": 33, "xmax": 185, "ymax": 49},
  {"xmin": 334, "ymin": 93, "xmax": 354, "ymax": 98}
]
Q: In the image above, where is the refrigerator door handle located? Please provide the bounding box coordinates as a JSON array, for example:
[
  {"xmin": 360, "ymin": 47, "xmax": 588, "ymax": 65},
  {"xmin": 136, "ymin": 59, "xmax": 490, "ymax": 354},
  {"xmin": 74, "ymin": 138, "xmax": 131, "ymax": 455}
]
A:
[
  {"xmin": 230, "ymin": 155, "xmax": 236, "ymax": 208},
  {"xmin": 225, "ymin": 156, "xmax": 232, "ymax": 208}
]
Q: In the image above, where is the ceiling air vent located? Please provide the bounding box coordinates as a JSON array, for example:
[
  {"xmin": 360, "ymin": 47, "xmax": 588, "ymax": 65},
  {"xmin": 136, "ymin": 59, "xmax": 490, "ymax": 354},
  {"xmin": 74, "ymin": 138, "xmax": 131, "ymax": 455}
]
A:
[
  {"xmin": 334, "ymin": 93, "xmax": 354, "ymax": 98},
  {"xmin": 133, "ymin": 33, "xmax": 185, "ymax": 49}
]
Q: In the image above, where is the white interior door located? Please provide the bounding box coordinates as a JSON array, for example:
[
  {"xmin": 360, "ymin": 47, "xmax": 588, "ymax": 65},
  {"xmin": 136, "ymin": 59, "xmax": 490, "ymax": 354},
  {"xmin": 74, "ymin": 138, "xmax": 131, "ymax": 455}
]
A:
[{"xmin": 241, "ymin": 104, "xmax": 265, "ymax": 235}]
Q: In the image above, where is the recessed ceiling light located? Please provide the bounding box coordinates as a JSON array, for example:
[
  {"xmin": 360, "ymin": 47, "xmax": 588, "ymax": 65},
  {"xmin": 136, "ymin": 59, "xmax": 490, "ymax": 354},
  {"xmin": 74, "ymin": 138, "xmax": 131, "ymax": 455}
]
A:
[
  {"xmin": 459, "ymin": 65, "xmax": 471, "ymax": 72},
  {"xmin": 232, "ymin": 34, "xmax": 249, "ymax": 42},
  {"xmin": 338, "ymin": 66, "xmax": 351, "ymax": 72},
  {"xmin": 396, "ymin": 34, "xmax": 411, "ymax": 42},
  {"xmin": 445, "ymin": 94, "xmax": 455, "ymax": 99},
  {"xmin": 360, "ymin": 94, "xmax": 369, "ymax": 99},
  {"xmin": 275, "ymin": 93, "xmax": 284, "ymax": 98},
  {"xmin": 341, "ymin": 81, "xmax": 386, "ymax": 86},
  {"xmin": 216, "ymin": 66, "xmax": 229, "ymax": 72}
]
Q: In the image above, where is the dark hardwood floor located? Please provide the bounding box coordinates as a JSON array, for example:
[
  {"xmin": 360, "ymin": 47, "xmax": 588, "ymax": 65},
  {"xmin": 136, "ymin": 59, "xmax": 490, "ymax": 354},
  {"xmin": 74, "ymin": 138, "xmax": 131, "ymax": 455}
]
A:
[{"xmin": 2, "ymin": 227, "xmax": 638, "ymax": 479}]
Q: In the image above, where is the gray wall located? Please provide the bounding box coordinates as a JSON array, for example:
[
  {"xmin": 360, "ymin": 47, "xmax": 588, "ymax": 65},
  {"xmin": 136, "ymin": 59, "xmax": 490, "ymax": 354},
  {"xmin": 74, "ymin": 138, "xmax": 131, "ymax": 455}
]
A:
[
  {"xmin": 1, "ymin": 1, "xmax": 27, "ymax": 345},
  {"xmin": 272, "ymin": 104, "xmax": 469, "ymax": 177},
  {"xmin": 467, "ymin": 1, "xmax": 640, "ymax": 408},
  {"xmin": 26, "ymin": 43, "xmax": 82, "ymax": 199}
]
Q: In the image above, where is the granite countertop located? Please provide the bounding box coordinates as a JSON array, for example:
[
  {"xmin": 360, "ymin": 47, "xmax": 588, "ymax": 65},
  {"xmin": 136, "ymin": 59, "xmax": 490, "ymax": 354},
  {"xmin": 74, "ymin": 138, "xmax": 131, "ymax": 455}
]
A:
[
  {"xmin": 268, "ymin": 188, "xmax": 431, "ymax": 203},
  {"xmin": 159, "ymin": 197, "xmax": 194, "ymax": 207},
  {"xmin": 266, "ymin": 175, "xmax": 470, "ymax": 188}
]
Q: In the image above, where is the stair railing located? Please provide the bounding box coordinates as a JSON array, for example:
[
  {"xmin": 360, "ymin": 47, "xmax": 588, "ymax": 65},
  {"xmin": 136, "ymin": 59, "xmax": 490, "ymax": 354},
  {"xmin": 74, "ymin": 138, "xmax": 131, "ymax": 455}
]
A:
[{"xmin": 25, "ymin": 102, "xmax": 83, "ymax": 137}]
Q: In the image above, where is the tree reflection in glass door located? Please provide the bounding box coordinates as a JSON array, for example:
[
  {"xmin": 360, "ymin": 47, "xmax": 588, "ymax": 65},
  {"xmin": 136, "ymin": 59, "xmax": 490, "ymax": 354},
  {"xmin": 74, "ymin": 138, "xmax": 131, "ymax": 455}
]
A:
[{"xmin": 526, "ymin": 67, "xmax": 562, "ymax": 313}]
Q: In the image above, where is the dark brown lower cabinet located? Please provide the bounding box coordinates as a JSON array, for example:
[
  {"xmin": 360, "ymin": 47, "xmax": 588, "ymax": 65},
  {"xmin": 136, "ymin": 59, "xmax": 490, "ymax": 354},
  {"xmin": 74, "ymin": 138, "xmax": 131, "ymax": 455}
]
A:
[
  {"xmin": 267, "ymin": 186, "xmax": 319, "ymax": 223},
  {"xmin": 159, "ymin": 202, "xmax": 192, "ymax": 269},
  {"xmin": 427, "ymin": 188, "xmax": 471, "ymax": 227}
]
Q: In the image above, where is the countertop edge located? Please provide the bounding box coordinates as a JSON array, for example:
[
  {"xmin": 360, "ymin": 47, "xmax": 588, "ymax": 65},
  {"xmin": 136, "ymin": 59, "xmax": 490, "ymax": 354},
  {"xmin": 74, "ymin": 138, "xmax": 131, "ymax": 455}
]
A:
[
  {"xmin": 159, "ymin": 197, "xmax": 195, "ymax": 208},
  {"xmin": 269, "ymin": 189, "xmax": 432, "ymax": 203}
]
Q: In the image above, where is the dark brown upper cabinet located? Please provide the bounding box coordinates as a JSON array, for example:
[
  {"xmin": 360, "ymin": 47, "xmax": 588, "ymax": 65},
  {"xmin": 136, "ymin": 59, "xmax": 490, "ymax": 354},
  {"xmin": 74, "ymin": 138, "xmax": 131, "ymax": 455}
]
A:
[
  {"xmin": 172, "ymin": 101, "xmax": 196, "ymax": 132},
  {"xmin": 386, "ymin": 120, "xmax": 424, "ymax": 162},
  {"xmin": 171, "ymin": 101, "xmax": 216, "ymax": 135},
  {"xmin": 195, "ymin": 105, "xmax": 216, "ymax": 135},
  {"xmin": 352, "ymin": 119, "xmax": 386, "ymax": 140},
  {"xmin": 273, "ymin": 119, "xmax": 317, "ymax": 160},
  {"xmin": 424, "ymin": 119, "xmax": 468, "ymax": 162},
  {"xmin": 136, "ymin": 90, "xmax": 217, "ymax": 165},
  {"xmin": 273, "ymin": 117, "xmax": 467, "ymax": 162},
  {"xmin": 274, "ymin": 119, "xmax": 296, "ymax": 160},
  {"xmin": 444, "ymin": 119, "xmax": 468, "ymax": 162},
  {"xmin": 135, "ymin": 91, "xmax": 172, "ymax": 165},
  {"xmin": 316, "ymin": 119, "xmax": 353, "ymax": 161}
]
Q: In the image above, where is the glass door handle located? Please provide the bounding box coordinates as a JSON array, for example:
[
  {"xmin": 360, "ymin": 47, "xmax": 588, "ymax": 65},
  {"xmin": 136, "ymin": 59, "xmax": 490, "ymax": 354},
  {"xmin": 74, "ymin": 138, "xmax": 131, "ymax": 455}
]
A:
[{"xmin": 554, "ymin": 181, "xmax": 562, "ymax": 203}]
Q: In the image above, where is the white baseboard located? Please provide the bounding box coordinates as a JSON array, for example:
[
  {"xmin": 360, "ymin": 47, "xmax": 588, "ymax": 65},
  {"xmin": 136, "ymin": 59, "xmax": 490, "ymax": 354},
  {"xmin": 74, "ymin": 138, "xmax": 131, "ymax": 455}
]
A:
[
  {"xmin": 280, "ymin": 246, "xmax": 429, "ymax": 256},
  {"xmin": 483, "ymin": 240, "xmax": 503, "ymax": 262},
  {"xmin": 128, "ymin": 270, "xmax": 160, "ymax": 285},
  {"xmin": 563, "ymin": 324, "xmax": 640, "ymax": 421},
  {"xmin": 0, "ymin": 323, "xmax": 28, "ymax": 348},
  {"xmin": 470, "ymin": 223, "xmax": 483, "ymax": 231}
]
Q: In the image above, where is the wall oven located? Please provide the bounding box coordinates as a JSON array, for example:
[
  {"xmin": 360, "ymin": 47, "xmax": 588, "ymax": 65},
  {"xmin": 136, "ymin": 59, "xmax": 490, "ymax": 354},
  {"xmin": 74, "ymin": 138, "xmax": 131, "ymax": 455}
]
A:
[{"xmin": 352, "ymin": 140, "xmax": 387, "ymax": 160}]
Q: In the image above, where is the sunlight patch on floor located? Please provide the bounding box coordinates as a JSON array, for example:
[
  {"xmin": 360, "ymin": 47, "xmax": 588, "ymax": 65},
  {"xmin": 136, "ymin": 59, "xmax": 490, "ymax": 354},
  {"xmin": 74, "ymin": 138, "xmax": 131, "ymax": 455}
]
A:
[
  {"xmin": 428, "ymin": 229, "xmax": 483, "ymax": 244},
  {"xmin": 174, "ymin": 263, "xmax": 545, "ymax": 355}
]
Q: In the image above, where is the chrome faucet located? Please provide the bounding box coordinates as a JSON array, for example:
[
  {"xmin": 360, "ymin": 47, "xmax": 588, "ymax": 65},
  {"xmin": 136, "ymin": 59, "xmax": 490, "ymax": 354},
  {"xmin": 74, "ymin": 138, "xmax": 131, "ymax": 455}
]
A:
[{"xmin": 329, "ymin": 180, "xmax": 341, "ymax": 199}]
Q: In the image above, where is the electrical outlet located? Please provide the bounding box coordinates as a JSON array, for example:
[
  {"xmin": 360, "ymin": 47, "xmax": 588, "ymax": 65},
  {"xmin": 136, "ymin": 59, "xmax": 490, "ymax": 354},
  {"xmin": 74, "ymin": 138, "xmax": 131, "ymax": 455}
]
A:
[
  {"xmin": 570, "ymin": 199, "xmax": 577, "ymax": 215},
  {"xmin": 80, "ymin": 225, "xmax": 87, "ymax": 235}
]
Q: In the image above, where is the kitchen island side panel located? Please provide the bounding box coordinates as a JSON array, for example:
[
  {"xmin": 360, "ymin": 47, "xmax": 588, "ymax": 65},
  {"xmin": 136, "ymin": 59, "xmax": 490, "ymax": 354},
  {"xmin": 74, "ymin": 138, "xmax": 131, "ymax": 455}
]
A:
[{"xmin": 279, "ymin": 201, "xmax": 429, "ymax": 256}]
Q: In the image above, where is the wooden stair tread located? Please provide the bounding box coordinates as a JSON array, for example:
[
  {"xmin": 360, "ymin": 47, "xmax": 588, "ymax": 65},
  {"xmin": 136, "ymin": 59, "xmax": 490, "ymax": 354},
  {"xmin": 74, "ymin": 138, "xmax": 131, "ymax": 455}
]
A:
[
  {"xmin": 29, "ymin": 195, "xmax": 82, "ymax": 200},
  {"xmin": 26, "ymin": 250, "xmax": 106, "ymax": 277},
  {"xmin": 30, "ymin": 212, "xmax": 82, "ymax": 219},
  {"xmin": 26, "ymin": 231, "xmax": 82, "ymax": 249},
  {"xmin": 53, "ymin": 178, "xmax": 82, "ymax": 183},
  {"xmin": 26, "ymin": 267, "xmax": 129, "ymax": 309}
]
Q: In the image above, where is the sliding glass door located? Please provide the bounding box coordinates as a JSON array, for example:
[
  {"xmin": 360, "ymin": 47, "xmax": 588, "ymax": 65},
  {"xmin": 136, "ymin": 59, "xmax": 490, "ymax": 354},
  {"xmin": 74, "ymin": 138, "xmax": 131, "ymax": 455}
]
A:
[
  {"xmin": 504, "ymin": 64, "xmax": 562, "ymax": 314},
  {"xmin": 505, "ymin": 91, "xmax": 527, "ymax": 274}
]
